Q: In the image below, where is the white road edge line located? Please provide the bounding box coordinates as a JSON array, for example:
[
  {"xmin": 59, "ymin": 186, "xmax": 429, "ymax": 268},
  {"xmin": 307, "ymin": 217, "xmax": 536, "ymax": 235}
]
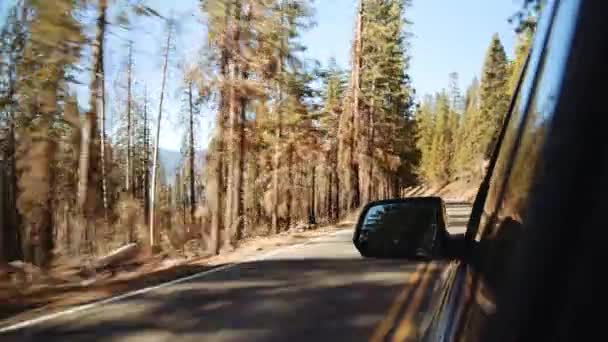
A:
[{"xmin": 0, "ymin": 229, "xmax": 351, "ymax": 334}]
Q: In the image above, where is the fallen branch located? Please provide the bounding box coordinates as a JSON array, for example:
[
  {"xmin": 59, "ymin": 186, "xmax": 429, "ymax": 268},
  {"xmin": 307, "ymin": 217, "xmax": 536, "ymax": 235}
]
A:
[{"xmin": 93, "ymin": 243, "xmax": 139, "ymax": 270}]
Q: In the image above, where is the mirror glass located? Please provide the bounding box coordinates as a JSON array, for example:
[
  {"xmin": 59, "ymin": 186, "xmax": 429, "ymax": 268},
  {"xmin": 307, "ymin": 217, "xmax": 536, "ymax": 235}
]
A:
[{"xmin": 355, "ymin": 199, "xmax": 444, "ymax": 259}]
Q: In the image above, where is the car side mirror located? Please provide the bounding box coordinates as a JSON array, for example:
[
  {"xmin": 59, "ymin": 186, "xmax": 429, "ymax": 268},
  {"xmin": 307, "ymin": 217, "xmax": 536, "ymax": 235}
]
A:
[{"xmin": 353, "ymin": 198, "xmax": 452, "ymax": 260}]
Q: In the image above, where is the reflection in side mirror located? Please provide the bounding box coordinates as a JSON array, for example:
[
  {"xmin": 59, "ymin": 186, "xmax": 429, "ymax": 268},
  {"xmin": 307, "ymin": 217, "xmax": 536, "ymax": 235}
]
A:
[{"xmin": 353, "ymin": 197, "xmax": 449, "ymax": 260}]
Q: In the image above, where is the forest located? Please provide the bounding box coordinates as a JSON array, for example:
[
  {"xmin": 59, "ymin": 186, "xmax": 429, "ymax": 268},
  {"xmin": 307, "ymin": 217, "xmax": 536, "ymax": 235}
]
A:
[{"xmin": 0, "ymin": 0, "xmax": 533, "ymax": 270}]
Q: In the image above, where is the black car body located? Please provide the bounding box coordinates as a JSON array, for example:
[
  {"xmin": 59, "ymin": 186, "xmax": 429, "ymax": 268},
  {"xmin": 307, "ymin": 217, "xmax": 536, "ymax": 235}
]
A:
[{"xmin": 418, "ymin": 0, "xmax": 607, "ymax": 340}]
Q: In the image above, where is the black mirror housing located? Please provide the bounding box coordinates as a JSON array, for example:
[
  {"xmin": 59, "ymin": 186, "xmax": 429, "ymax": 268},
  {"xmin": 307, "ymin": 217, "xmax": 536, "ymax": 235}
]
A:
[{"xmin": 353, "ymin": 197, "xmax": 451, "ymax": 260}]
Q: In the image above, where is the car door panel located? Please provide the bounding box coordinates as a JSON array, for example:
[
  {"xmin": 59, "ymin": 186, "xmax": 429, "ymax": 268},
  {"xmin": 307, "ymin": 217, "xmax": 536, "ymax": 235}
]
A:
[{"xmin": 423, "ymin": 1, "xmax": 583, "ymax": 340}]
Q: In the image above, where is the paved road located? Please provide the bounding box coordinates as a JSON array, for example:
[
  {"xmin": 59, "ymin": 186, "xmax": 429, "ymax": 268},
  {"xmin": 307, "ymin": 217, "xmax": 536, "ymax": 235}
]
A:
[{"xmin": 1, "ymin": 204, "xmax": 471, "ymax": 342}]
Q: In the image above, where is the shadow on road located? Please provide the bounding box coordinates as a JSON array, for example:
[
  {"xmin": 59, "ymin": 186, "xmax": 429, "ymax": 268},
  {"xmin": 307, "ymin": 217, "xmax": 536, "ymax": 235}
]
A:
[
  {"xmin": 0, "ymin": 263, "xmax": 224, "ymax": 323},
  {"xmin": 3, "ymin": 258, "xmax": 440, "ymax": 342}
]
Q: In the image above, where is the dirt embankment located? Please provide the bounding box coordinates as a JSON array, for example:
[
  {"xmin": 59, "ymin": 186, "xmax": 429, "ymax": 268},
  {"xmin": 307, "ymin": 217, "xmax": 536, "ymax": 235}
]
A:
[{"xmin": 403, "ymin": 179, "xmax": 480, "ymax": 203}]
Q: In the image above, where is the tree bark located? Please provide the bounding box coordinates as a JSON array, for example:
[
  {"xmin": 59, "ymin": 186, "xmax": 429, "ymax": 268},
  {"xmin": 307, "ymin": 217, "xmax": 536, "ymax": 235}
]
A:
[
  {"xmin": 100, "ymin": 36, "xmax": 108, "ymax": 222},
  {"xmin": 285, "ymin": 144, "xmax": 293, "ymax": 228},
  {"xmin": 333, "ymin": 140, "xmax": 340, "ymax": 221},
  {"xmin": 209, "ymin": 2, "xmax": 232, "ymax": 254},
  {"xmin": 224, "ymin": 61, "xmax": 236, "ymax": 243},
  {"xmin": 233, "ymin": 3, "xmax": 252, "ymax": 241},
  {"xmin": 0, "ymin": 160, "xmax": 5, "ymax": 262},
  {"xmin": 225, "ymin": 0, "xmax": 250, "ymax": 244},
  {"xmin": 309, "ymin": 164, "xmax": 316, "ymax": 225},
  {"xmin": 272, "ymin": 1, "xmax": 285, "ymax": 234},
  {"xmin": 234, "ymin": 71, "xmax": 247, "ymax": 241},
  {"xmin": 126, "ymin": 40, "xmax": 134, "ymax": 196},
  {"xmin": 327, "ymin": 165, "xmax": 333, "ymax": 222},
  {"xmin": 271, "ymin": 104, "xmax": 282, "ymax": 234},
  {"xmin": 78, "ymin": 0, "xmax": 106, "ymax": 212},
  {"xmin": 77, "ymin": 0, "xmax": 106, "ymax": 254},
  {"xmin": 253, "ymin": 153, "xmax": 261, "ymax": 224},
  {"xmin": 351, "ymin": 0, "xmax": 364, "ymax": 210},
  {"xmin": 6, "ymin": 66, "xmax": 21, "ymax": 261},
  {"xmin": 188, "ymin": 81, "xmax": 196, "ymax": 222},
  {"xmin": 143, "ymin": 87, "xmax": 150, "ymax": 221},
  {"xmin": 367, "ymin": 107, "xmax": 375, "ymax": 203}
]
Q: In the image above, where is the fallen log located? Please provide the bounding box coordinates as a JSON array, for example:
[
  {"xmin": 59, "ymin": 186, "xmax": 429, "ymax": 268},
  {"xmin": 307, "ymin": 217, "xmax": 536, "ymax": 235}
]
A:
[{"xmin": 93, "ymin": 243, "xmax": 139, "ymax": 270}]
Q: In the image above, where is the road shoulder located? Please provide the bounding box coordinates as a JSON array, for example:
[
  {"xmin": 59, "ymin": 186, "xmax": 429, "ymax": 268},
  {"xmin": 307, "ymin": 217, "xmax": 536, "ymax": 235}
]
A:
[{"xmin": 0, "ymin": 221, "xmax": 353, "ymax": 331}]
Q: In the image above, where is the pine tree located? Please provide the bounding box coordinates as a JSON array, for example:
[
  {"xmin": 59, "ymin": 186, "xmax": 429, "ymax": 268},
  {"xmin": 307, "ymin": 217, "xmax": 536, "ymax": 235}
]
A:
[
  {"xmin": 478, "ymin": 34, "xmax": 509, "ymax": 159},
  {"xmin": 428, "ymin": 92, "xmax": 452, "ymax": 184},
  {"xmin": 319, "ymin": 58, "xmax": 346, "ymax": 221},
  {"xmin": 356, "ymin": 0, "xmax": 414, "ymax": 203},
  {"xmin": 508, "ymin": 29, "xmax": 533, "ymax": 95},
  {"xmin": 449, "ymin": 35, "xmax": 509, "ymax": 181},
  {"xmin": 446, "ymin": 73, "xmax": 462, "ymax": 176},
  {"xmin": 447, "ymin": 72, "xmax": 464, "ymax": 114},
  {"xmin": 415, "ymin": 96, "xmax": 435, "ymax": 183},
  {"xmin": 452, "ymin": 78, "xmax": 480, "ymax": 178}
]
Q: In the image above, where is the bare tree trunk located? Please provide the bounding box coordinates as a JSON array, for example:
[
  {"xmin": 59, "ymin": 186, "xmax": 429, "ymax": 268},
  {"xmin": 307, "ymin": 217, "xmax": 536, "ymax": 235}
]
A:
[
  {"xmin": 7, "ymin": 140, "xmax": 19, "ymax": 261},
  {"xmin": 308, "ymin": 164, "xmax": 316, "ymax": 225},
  {"xmin": 0, "ymin": 160, "xmax": 5, "ymax": 262},
  {"xmin": 285, "ymin": 144, "xmax": 293, "ymax": 228},
  {"xmin": 126, "ymin": 40, "xmax": 134, "ymax": 196},
  {"xmin": 234, "ymin": 73, "xmax": 247, "ymax": 241},
  {"xmin": 6, "ymin": 69, "xmax": 21, "ymax": 260},
  {"xmin": 253, "ymin": 153, "xmax": 261, "ymax": 224},
  {"xmin": 223, "ymin": 19, "xmax": 236, "ymax": 247},
  {"xmin": 17, "ymin": 110, "xmax": 56, "ymax": 267},
  {"xmin": 233, "ymin": 3, "xmax": 252, "ymax": 241},
  {"xmin": 188, "ymin": 81, "xmax": 196, "ymax": 222},
  {"xmin": 327, "ymin": 165, "xmax": 333, "ymax": 222},
  {"xmin": 225, "ymin": 1, "xmax": 250, "ymax": 245},
  {"xmin": 395, "ymin": 177, "xmax": 400, "ymax": 199},
  {"xmin": 209, "ymin": 3, "xmax": 231, "ymax": 254},
  {"xmin": 351, "ymin": 0, "xmax": 364, "ymax": 210},
  {"xmin": 78, "ymin": 0, "xmax": 106, "ymax": 211},
  {"xmin": 78, "ymin": 0, "xmax": 106, "ymax": 254},
  {"xmin": 209, "ymin": 151, "xmax": 223, "ymax": 255},
  {"xmin": 367, "ymin": 109, "xmax": 375, "ymax": 203},
  {"xmin": 224, "ymin": 59, "xmax": 237, "ymax": 246},
  {"xmin": 271, "ymin": 97, "xmax": 282, "ymax": 234},
  {"xmin": 100, "ymin": 39, "xmax": 108, "ymax": 222},
  {"xmin": 149, "ymin": 19, "xmax": 173, "ymax": 247},
  {"xmin": 315, "ymin": 167, "xmax": 321, "ymax": 222},
  {"xmin": 272, "ymin": 2, "xmax": 285, "ymax": 235},
  {"xmin": 143, "ymin": 86, "xmax": 150, "ymax": 221},
  {"xmin": 333, "ymin": 145, "xmax": 340, "ymax": 221}
]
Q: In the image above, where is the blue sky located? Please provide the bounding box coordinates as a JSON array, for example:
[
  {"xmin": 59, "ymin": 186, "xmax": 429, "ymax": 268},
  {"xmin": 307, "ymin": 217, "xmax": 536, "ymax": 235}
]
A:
[
  {"xmin": 302, "ymin": 0, "xmax": 520, "ymax": 97},
  {"xmin": 1, "ymin": 0, "xmax": 522, "ymax": 151},
  {"xmin": 407, "ymin": 0, "xmax": 519, "ymax": 96}
]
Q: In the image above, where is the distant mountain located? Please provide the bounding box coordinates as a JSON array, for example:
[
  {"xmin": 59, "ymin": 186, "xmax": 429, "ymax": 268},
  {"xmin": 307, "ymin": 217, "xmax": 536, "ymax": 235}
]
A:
[
  {"xmin": 158, "ymin": 148, "xmax": 207, "ymax": 185},
  {"xmin": 158, "ymin": 149, "xmax": 181, "ymax": 184}
]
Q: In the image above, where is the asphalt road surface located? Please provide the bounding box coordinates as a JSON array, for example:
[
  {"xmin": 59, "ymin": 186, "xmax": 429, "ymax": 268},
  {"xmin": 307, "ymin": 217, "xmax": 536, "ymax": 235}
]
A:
[{"xmin": 1, "ymin": 203, "xmax": 471, "ymax": 342}]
